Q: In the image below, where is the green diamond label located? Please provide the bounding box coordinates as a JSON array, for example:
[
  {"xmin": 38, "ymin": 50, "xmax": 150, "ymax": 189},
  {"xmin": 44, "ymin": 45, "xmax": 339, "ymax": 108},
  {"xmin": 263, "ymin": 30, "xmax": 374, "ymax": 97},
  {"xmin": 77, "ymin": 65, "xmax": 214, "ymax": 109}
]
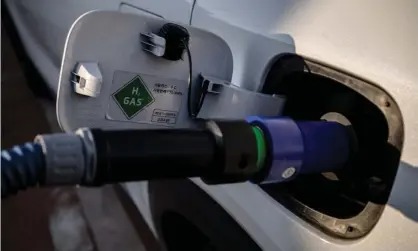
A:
[
  {"xmin": 107, "ymin": 71, "xmax": 188, "ymax": 126},
  {"xmin": 112, "ymin": 76, "xmax": 155, "ymax": 119}
]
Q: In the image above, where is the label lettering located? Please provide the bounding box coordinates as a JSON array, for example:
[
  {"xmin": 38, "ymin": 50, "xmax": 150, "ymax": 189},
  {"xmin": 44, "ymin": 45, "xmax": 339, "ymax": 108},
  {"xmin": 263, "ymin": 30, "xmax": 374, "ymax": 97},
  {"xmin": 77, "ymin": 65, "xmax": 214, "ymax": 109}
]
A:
[
  {"xmin": 123, "ymin": 97, "xmax": 130, "ymax": 105},
  {"xmin": 123, "ymin": 97, "xmax": 143, "ymax": 106},
  {"xmin": 132, "ymin": 87, "xmax": 139, "ymax": 95}
]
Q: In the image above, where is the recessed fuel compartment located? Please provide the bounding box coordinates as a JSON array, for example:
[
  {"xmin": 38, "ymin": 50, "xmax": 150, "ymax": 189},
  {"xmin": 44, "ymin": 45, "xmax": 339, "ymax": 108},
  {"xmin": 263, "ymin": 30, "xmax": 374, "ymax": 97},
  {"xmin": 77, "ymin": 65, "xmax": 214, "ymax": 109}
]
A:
[{"xmin": 260, "ymin": 54, "xmax": 404, "ymax": 239}]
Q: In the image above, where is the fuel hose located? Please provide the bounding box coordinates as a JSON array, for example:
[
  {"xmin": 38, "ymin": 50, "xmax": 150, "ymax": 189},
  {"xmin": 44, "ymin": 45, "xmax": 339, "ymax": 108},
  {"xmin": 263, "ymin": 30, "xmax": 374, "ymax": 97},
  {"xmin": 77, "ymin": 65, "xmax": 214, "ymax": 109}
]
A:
[{"xmin": 1, "ymin": 118, "xmax": 354, "ymax": 198}]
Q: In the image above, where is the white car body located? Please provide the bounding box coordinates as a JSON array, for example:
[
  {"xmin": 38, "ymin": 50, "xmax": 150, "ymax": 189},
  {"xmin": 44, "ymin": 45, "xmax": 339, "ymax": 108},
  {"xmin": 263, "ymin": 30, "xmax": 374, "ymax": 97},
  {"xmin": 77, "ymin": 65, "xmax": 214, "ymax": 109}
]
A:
[{"xmin": 5, "ymin": 0, "xmax": 418, "ymax": 250}]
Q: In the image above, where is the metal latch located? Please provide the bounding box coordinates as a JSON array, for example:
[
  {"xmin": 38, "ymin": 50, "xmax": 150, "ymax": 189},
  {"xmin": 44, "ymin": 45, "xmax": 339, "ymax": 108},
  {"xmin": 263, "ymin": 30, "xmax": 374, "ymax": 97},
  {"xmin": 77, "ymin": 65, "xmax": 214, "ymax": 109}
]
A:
[
  {"xmin": 71, "ymin": 62, "xmax": 102, "ymax": 97},
  {"xmin": 139, "ymin": 33, "xmax": 166, "ymax": 57},
  {"xmin": 196, "ymin": 74, "xmax": 286, "ymax": 119}
]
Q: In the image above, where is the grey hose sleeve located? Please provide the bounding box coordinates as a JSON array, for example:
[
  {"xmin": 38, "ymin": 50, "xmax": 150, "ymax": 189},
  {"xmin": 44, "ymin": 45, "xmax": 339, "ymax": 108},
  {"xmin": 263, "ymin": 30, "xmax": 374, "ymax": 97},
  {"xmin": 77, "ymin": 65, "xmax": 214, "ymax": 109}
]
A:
[{"xmin": 34, "ymin": 128, "xmax": 96, "ymax": 185}]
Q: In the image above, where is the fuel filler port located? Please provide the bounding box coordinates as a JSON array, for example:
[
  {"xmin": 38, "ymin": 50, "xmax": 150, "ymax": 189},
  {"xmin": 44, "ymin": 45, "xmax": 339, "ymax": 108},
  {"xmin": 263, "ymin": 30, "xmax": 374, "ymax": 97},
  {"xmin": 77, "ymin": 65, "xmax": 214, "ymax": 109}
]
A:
[{"xmin": 259, "ymin": 53, "xmax": 404, "ymax": 239}]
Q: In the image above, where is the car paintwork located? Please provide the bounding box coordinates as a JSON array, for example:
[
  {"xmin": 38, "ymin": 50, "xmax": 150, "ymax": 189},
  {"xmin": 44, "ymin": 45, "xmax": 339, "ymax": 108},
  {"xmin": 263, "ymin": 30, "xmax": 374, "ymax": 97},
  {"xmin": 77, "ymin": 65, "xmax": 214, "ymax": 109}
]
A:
[{"xmin": 190, "ymin": 1, "xmax": 418, "ymax": 250}]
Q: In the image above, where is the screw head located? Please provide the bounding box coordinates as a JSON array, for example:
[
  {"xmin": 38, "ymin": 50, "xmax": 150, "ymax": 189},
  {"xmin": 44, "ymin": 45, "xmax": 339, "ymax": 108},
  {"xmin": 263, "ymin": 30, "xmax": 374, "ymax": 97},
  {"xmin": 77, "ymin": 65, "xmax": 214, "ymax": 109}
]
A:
[{"xmin": 282, "ymin": 167, "xmax": 296, "ymax": 179}]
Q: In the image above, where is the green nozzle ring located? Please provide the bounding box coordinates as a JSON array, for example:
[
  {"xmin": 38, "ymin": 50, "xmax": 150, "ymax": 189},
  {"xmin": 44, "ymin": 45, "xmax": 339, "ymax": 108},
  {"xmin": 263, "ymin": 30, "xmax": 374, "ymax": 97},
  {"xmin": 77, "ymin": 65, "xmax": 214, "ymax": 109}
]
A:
[{"xmin": 252, "ymin": 126, "xmax": 266, "ymax": 171}]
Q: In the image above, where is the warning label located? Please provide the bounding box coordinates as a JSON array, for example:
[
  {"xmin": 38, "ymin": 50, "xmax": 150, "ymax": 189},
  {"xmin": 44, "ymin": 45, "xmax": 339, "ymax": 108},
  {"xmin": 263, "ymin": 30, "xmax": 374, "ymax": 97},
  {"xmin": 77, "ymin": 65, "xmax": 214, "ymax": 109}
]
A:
[
  {"xmin": 112, "ymin": 76, "xmax": 154, "ymax": 119},
  {"xmin": 106, "ymin": 71, "xmax": 187, "ymax": 126}
]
